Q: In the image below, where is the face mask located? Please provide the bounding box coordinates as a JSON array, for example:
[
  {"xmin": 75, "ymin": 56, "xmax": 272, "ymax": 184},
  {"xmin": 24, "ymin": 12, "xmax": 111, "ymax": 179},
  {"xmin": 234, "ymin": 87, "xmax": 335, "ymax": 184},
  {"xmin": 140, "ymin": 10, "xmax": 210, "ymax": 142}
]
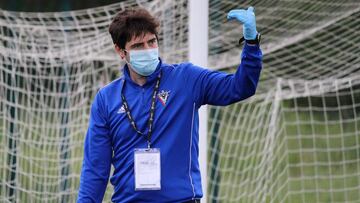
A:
[{"xmin": 125, "ymin": 48, "xmax": 160, "ymax": 76}]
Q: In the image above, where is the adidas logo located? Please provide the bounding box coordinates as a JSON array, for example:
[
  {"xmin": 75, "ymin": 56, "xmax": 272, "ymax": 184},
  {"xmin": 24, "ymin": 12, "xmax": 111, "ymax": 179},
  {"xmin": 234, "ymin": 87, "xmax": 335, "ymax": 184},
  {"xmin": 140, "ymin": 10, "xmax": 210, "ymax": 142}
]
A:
[{"xmin": 117, "ymin": 105, "xmax": 125, "ymax": 114}]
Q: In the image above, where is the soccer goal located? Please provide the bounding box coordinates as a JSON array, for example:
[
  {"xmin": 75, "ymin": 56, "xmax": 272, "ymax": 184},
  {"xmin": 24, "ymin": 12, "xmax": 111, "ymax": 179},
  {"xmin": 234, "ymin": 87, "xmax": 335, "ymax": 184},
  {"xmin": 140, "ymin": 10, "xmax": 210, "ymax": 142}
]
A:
[{"xmin": 1, "ymin": 0, "xmax": 360, "ymax": 202}]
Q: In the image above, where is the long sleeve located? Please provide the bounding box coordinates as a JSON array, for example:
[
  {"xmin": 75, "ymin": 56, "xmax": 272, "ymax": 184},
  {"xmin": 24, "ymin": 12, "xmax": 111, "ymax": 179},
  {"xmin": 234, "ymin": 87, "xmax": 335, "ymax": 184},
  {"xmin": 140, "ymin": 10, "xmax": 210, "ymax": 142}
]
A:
[
  {"xmin": 185, "ymin": 43, "xmax": 262, "ymax": 106},
  {"xmin": 77, "ymin": 91, "xmax": 112, "ymax": 203}
]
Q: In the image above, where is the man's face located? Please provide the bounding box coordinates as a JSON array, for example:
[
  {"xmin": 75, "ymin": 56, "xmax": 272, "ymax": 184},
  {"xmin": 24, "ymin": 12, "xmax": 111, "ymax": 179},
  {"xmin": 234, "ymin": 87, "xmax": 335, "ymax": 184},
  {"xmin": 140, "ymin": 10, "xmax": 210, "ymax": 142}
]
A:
[{"xmin": 117, "ymin": 32, "xmax": 158, "ymax": 61}]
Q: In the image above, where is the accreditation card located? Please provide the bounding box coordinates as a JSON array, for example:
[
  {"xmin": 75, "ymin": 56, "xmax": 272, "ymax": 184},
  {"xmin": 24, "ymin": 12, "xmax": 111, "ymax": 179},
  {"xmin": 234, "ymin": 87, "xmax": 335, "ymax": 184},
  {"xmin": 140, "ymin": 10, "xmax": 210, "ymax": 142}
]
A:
[{"xmin": 134, "ymin": 148, "xmax": 161, "ymax": 190}]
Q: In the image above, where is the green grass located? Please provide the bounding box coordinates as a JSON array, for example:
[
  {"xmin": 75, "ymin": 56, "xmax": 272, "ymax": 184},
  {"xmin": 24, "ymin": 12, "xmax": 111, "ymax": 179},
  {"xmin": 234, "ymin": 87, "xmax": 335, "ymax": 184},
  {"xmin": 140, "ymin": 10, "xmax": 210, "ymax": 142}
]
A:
[
  {"xmin": 207, "ymin": 95, "xmax": 360, "ymax": 203},
  {"xmin": 1, "ymin": 90, "xmax": 360, "ymax": 202}
]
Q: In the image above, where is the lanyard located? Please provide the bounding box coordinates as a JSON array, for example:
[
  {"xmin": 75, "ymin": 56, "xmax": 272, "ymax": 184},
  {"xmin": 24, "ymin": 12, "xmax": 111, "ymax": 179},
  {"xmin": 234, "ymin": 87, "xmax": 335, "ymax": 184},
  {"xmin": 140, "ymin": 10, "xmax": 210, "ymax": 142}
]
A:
[{"xmin": 121, "ymin": 71, "xmax": 162, "ymax": 149}]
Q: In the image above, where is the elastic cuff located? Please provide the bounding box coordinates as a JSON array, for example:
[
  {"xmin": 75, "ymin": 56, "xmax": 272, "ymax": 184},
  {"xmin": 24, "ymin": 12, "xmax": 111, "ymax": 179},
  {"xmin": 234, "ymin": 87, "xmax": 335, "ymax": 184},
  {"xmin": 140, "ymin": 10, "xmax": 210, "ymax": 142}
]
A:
[{"xmin": 244, "ymin": 42, "xmax": 260, "ymax": 51}]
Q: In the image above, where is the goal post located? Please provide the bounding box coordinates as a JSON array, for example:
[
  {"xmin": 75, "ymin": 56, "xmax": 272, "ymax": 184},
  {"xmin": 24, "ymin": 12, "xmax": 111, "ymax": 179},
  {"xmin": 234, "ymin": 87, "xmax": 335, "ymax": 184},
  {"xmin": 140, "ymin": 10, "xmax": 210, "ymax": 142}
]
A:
[{"xmin": 189, "ymin": 0, "xmax": 209, "ymax": 202}]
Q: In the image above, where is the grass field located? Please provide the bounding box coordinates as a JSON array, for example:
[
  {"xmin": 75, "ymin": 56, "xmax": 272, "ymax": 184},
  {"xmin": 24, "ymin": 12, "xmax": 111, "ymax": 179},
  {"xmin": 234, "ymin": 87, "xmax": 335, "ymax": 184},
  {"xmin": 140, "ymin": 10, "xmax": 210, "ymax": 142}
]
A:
[
  {"xmin": 1, "ymin": 86, "xmax": 359, "ymax": 202},
  {"xmin": 207, "ymin": 89, "xmax": 360, "ymax": 203}
]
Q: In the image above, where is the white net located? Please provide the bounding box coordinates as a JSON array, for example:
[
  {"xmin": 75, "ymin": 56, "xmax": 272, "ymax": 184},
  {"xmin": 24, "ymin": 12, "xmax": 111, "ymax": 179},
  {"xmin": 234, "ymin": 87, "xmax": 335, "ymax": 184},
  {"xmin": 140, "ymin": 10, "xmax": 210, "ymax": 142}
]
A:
[
  {"xmin": 207, "ymin": 0, "xmax": 360, "ymax": 202},
  {"xmin": 0, "ymin": 0, "xmax": 360, "ymax": 202},
  {"xmin": 0, "ymin": 0, "xmax": 188, "ymax": 202}
]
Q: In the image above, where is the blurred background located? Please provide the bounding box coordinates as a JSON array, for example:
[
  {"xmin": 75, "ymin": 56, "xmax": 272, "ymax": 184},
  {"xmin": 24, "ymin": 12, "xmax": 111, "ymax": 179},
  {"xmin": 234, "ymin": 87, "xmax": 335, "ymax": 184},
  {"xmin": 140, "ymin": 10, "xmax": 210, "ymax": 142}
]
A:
[{"xmin": 0, "ymin": 0, "xmax": 120, "ymax": 12}]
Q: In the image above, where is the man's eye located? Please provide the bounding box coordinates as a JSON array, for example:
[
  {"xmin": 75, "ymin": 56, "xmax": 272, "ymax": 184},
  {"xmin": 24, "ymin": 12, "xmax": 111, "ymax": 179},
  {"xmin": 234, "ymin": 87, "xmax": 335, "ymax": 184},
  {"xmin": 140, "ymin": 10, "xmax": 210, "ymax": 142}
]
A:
[{"xmin": 132, "ymin": 44, "xmax": 144, "ymax": 49}]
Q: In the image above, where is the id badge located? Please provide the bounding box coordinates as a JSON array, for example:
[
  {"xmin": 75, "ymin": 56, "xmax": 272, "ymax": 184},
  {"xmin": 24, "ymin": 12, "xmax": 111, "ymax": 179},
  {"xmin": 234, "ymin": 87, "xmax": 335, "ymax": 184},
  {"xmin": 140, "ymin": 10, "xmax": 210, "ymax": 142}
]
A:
[{"xmin": 134, "ymin": 148, "xmax": 161, "ymax": 190}]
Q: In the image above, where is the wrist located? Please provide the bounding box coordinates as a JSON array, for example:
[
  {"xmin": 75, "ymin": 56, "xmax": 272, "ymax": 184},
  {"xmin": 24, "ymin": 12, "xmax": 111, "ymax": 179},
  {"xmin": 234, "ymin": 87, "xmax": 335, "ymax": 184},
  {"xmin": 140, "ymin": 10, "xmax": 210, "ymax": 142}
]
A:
[
  {"xmin": 244, "ymin": 29, "xmax": 258, "ymax": 40},
  {"xmin": 239, "ymin": 33, "xmax": 261, "ymax": 45}
]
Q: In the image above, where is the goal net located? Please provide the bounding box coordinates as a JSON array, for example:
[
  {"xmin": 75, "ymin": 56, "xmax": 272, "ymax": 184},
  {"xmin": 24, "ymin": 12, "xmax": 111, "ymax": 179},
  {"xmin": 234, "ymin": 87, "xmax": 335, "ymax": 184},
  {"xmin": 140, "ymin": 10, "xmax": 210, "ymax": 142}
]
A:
[
  {"xmin": 1, "ymin": 0, "xmax": 360, "ymax": 202},
  {"xmin": 207, "ymin": 0, "xmax": 360, "ymax": 202}
]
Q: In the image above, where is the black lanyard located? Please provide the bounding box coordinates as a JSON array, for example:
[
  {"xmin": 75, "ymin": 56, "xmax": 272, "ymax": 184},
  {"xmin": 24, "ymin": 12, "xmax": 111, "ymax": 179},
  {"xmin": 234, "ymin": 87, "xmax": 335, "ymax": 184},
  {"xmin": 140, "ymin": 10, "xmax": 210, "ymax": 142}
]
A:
[{"xmin": 121, "ymin": 71, "xmax": 162, "ymax": 149}]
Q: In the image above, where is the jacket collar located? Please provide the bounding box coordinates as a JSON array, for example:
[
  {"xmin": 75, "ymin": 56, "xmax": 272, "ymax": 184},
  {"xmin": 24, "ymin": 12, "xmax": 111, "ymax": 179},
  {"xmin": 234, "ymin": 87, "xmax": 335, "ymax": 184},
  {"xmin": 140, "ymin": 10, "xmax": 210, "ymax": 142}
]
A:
[{"xmin": 123, "ymin": 58, "xmax": 162, "ymax": 87}]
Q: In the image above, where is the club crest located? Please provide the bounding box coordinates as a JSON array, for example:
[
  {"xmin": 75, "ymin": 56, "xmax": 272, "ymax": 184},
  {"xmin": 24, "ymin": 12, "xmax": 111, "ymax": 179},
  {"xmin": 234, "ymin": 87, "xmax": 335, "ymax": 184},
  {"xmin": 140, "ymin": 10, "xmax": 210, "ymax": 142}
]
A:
[
  {"xmin": 117, "ymin": 105, "xmax": 125, "ymax": 114},
  {"xmin": 158, "ymin": 90, "xmax": 170, "ymax": 106}
]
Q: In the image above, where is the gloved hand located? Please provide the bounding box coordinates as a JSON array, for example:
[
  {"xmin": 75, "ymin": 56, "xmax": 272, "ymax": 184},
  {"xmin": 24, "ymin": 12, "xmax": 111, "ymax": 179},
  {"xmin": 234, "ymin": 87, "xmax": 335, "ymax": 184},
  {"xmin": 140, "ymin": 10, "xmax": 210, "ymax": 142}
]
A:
[{"xmin": 227, "ymin": 7, "xmax": 257, "ymax": 40}]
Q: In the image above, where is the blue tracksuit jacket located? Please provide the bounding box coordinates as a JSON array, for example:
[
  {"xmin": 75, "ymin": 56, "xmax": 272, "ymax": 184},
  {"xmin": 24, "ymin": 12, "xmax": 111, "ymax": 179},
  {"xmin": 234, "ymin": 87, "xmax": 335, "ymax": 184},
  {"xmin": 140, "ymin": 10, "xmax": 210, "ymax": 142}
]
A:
[{"xmin": 77, "ymin": 43, "xmax": 262, "ymax": 202}]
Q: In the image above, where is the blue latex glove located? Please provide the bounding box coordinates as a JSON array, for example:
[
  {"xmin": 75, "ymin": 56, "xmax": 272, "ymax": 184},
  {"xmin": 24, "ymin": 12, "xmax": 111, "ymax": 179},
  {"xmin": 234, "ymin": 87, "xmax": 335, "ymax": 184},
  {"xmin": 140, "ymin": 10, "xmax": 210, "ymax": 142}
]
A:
[{"xmin": 227, "ymin": 7, "xmax": 257, "ymax": 40}]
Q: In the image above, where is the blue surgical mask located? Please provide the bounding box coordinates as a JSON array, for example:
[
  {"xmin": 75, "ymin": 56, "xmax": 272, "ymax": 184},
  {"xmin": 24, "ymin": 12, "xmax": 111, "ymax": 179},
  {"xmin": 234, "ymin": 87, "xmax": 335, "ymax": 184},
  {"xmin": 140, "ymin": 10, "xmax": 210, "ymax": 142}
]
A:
[{"xmin": 125, "ymin": 48, "xmax": 160, "ymax": 76}]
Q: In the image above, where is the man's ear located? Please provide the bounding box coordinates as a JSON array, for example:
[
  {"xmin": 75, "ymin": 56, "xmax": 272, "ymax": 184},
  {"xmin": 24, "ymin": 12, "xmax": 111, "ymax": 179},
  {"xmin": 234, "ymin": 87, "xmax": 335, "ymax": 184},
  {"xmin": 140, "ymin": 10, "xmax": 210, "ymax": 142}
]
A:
[{"xmin": 114, "ymin": 44, "xmax": 126, "ymax": 59}]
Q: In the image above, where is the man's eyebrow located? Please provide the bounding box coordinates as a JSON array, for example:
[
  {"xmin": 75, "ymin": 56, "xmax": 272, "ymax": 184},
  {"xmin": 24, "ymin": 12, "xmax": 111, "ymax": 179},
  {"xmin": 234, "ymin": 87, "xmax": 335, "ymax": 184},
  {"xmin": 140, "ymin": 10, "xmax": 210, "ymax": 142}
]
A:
[
  {"xmin": 130, "ymin": 42, "xmax": 144, "ymax": 48},
  {"xmin": 148, "ymin": 37, "xmax": 157, "ymax": 42},
  {"xmin": 129, "ymin": 37, "xmax": 157, "ymax": 48}
]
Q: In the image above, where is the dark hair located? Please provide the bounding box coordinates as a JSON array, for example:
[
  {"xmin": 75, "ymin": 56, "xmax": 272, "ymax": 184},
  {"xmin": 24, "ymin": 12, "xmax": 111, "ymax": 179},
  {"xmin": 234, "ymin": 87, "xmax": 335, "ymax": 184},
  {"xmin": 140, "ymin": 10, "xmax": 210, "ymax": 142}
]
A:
[{"xmin": 109, "ymin": 8, "xmax": 160, "ymax": 49}]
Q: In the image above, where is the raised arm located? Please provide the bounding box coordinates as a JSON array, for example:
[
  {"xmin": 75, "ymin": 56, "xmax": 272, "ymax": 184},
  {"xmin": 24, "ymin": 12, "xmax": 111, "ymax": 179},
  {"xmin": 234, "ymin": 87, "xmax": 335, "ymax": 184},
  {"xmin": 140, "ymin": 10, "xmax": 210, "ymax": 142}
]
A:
[{"xmin": 185, "ymin": 6, "xmax": 262, "ymax": 106}]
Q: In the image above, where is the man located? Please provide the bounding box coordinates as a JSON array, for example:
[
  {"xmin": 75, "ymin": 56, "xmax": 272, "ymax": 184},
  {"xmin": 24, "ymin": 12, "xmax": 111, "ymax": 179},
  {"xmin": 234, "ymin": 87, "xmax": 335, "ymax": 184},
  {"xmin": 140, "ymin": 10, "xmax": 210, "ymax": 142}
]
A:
[{"xmin": 78, "ymin": 6, "xmax": 262, "ymax": 203}]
